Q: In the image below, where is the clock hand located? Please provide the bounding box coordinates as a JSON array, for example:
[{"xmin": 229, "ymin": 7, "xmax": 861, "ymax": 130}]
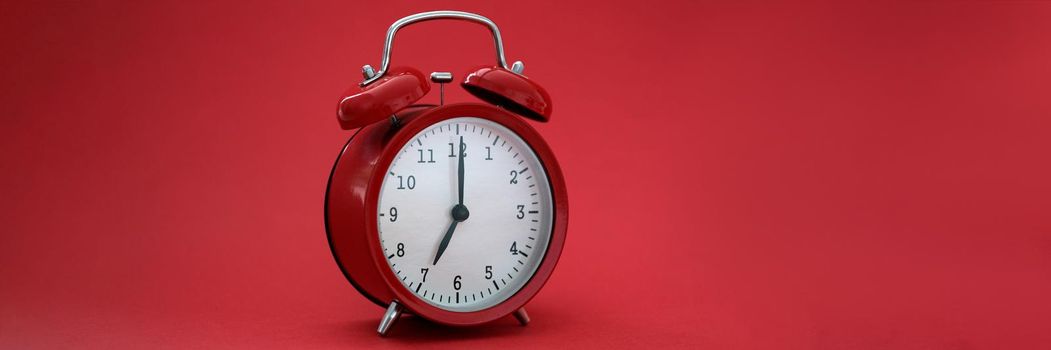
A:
[
  {"xmin": 434, "ymin": 137, "xmax": 469, "ymax": 266},
  {"xmin": 457, "ymin": 135, "xmax": 465, "ymax": 205},
  {"xmin": 433, "ymin": 204, "xmax": 470, "ymax": 265},
  {"xmin": 432, "ymin": 220, "xmax": 458, "ymax": 265}
]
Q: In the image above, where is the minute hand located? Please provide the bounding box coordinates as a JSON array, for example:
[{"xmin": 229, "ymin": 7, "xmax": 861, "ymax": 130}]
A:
[{"xmin": 457, "ymin": 135, "xmax": 464, "ymax": 205}]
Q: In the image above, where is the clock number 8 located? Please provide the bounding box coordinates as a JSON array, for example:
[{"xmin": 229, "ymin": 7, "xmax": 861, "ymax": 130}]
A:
[{"xmin": 396, "ymin": 243, "xmax": 405, "ymax": 257}]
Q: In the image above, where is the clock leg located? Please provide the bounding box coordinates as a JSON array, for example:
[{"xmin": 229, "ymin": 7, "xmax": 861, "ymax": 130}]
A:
[
  {"xmin": 512, "ymin": 307, "xmax": 530, "ymax": 326},
  {"xmin": 377, "ymin": 301, "xmax": 402, "ymax": 336}
]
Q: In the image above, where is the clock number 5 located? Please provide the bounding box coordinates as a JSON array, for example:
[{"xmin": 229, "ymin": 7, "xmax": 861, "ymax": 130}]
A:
[{"xmin": 485, "ymin": 265, "xmax": 493, "ymax": 279}]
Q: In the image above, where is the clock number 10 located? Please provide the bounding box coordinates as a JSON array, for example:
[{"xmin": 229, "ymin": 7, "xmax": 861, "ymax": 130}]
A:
[{"xmin": 396, "ymin": 175, "xmax": 415, "ymax": 190}]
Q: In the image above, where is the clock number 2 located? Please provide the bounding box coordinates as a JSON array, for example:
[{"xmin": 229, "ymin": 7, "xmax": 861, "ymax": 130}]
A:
[{"xmin": 509, "ymin": 170, "xmax": 518, "ymax": 184}]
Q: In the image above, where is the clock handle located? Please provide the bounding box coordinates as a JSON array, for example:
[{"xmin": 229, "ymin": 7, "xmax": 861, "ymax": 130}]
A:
[{"xmin": 358, "ymin": 10, "xmax": 524, "ymax": 87}]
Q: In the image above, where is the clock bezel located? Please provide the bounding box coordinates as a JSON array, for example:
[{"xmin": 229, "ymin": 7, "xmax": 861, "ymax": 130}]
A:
[{"xmin": 364, "ymin": 103, "xmax": 567, "ymax": 325}]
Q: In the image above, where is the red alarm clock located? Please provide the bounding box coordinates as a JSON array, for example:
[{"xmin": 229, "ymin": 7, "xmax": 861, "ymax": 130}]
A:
[{"xmin": 325, "ymin": 11, "xmax": 568, "ymax": 336}]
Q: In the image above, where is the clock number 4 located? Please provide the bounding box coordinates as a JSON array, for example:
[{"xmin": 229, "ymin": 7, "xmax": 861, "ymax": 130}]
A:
[
  {"xmin": 397, "ymin": 175, "xmax": 415, "ymax": 190},
  {"xmin": 510, "ymin": 241, "xmax": 519, "ymax": 255}
]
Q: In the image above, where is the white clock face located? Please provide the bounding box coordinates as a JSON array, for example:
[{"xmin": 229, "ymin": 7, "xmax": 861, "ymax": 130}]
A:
[{"xmin": 377, "ymin": 117, "xmax": 554, "ymax": 312}]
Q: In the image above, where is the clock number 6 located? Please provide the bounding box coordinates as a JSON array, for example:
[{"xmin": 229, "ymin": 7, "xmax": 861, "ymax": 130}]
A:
[{"xmin": 453, "ymin": 275, "xmax": 462, "ymax": 290}]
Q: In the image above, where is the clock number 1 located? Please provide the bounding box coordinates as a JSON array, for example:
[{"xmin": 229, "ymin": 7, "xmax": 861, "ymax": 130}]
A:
[{"xmin": 485, "ymin": 146, "xmax": 493, "ymax": 160}]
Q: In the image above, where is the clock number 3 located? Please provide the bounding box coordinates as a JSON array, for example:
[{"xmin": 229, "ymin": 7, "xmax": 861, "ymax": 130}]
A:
[{"xmin": 516, "ymin": 205, "xmax": 525, "ymax": 219}]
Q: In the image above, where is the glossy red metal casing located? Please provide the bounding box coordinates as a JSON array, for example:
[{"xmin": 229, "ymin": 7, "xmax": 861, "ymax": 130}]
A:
[
  {"xmin": 337, "ymin": 67, "xmax": 430, "ymax": 130},
  {"xmin": 325, "ymin": 103, "xmax": 568, "ymax": 326},
  {"xmin": 462, "ymin": 66, "xmax": 552, "ymax": 122}
]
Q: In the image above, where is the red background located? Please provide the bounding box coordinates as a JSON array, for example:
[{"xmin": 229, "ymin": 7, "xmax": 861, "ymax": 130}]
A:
[{"xmin": 3, "ymin": 1, "xmax": 1051, "ymax": 348}]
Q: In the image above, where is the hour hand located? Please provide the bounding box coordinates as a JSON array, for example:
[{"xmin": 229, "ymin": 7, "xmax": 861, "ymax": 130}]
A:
[
  {"xmin": 432, "ymin": 221, "xmax": 458, "ymax": 265},
  {"xmin": 433, "ymin": 204, "xmax": 470, "ymax": 265}
]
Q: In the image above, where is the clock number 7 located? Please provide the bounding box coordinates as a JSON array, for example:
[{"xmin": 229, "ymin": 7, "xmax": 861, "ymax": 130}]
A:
[{"xmin": 420, "ymin": 268, "xmax": 429, "ymax": 282}]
